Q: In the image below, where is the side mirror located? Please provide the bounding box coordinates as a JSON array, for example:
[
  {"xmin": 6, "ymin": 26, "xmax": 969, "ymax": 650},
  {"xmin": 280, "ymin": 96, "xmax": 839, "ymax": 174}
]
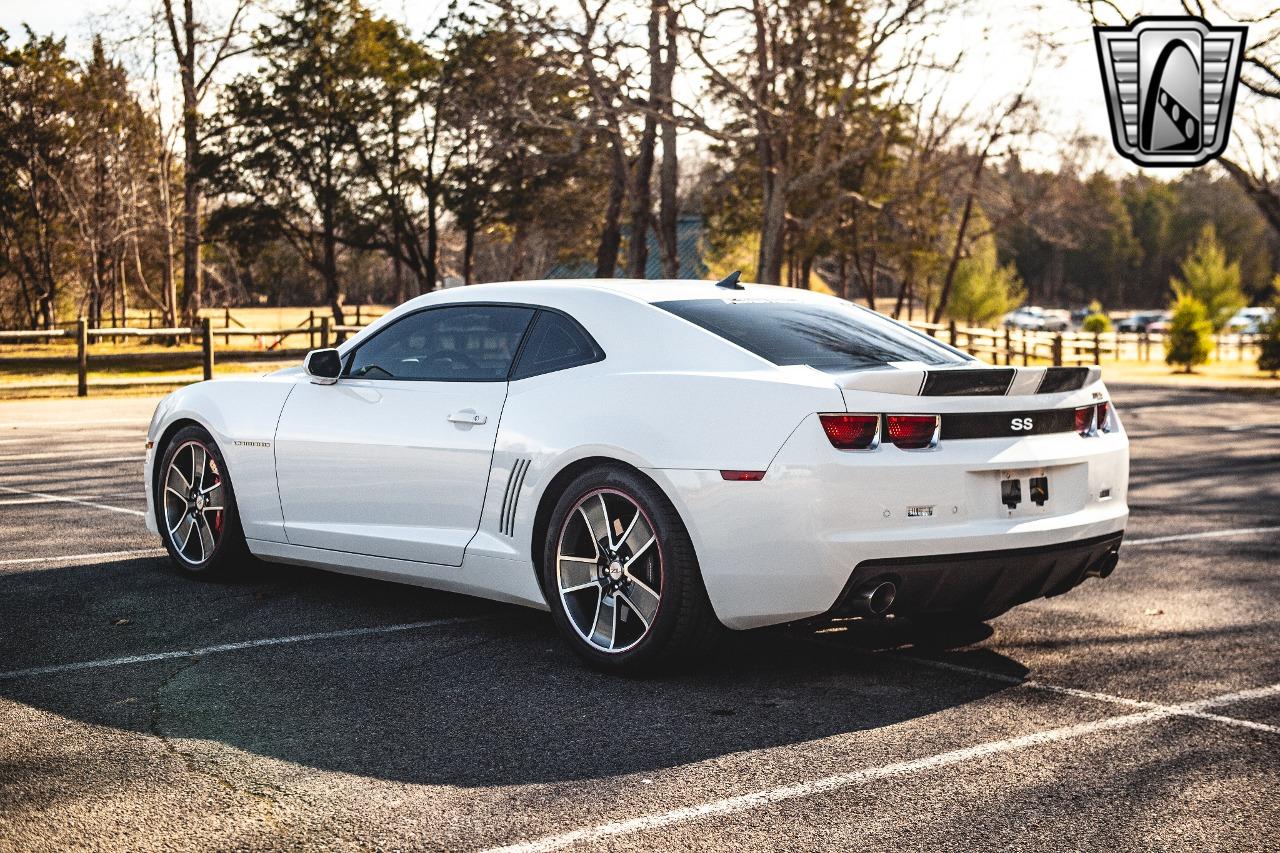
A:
[{"xmin": 304, "ymin": 348, "xmax": 342, "ymax": 385}]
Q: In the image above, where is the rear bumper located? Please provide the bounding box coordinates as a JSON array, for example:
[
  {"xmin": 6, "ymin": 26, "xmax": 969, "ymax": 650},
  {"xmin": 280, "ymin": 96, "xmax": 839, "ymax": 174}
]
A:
[
  {"xmin": 652, "ymin": 409, "xmax": 1129, "ymax": 630},
  {"xmin": 828, "ymin": 531, "xmax": 1124, "ymax": 620}
]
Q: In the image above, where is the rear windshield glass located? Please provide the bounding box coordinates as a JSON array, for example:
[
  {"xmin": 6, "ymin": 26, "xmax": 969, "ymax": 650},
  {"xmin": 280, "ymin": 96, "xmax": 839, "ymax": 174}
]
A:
[{"xmin": 655, "ymin": 299, "xmax": 972, "ymax": 373}]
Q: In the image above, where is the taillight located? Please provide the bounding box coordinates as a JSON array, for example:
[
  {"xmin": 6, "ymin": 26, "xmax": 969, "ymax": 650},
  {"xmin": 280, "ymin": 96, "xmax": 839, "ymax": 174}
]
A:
[
  {"xmin": 1075, "ymin": 403, "xmax": 1114, "ymax": 436},
  {"xmin": 1096, "ymin": 401, "xmax": 1112, "ymax": 433},
  {"xmin": 885, "ymin": 414, "xmax": 940, "ymax": 450},
  {"xmin": 819, "ymin": 414, "xmax": 880, "ymax": 450},
  {"xmin": 1075, "ymin": 406, "xmax": 1095, "ymax": 436}
]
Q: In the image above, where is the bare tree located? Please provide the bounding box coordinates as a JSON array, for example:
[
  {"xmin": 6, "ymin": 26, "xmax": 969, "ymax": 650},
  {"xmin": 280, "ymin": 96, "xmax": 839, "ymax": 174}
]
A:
[
  {"xmin": 683, "ymin": 0, "xmax": 954, "ymax": 285},
  {"xmin": 931, "ymin": 93, "xmax": 1028, "ymax": 322},
  {"xmin": 160, "ymin": 0, "xmax": 254, "ymax": 321},
  {"xmin": 509, "ymin": 0, "xmax": 678, "ymax": 279},
  {"xmin": 627, "ymin": 1, "xmax": 681, "ymax": 279}
]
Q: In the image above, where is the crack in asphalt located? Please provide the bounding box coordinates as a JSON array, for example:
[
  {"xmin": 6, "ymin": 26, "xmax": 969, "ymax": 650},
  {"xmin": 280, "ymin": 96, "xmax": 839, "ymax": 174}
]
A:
[{"xmin": 145, "ymin": 656, "xmax": 289, "ymax": 816}]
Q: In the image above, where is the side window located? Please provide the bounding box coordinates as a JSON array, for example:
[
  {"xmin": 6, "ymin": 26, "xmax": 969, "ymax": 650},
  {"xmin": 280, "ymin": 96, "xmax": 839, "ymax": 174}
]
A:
[
  {"xmin": 346, "ymin": 305, "xmax": 534, "ymax": 381},
  {"xmin": 511, "ymin": 311, "xmax": 603, "ymax": 380}
]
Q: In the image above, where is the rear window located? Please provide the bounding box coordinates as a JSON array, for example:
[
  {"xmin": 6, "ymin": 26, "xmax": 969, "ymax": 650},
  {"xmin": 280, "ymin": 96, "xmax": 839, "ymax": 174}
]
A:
[{"xmin": 655, "ymin": 299, "xmax": 972, "ymax": 373}]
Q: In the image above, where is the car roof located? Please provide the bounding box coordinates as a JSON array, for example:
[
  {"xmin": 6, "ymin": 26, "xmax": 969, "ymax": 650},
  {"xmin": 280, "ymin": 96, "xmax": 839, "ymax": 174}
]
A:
[{"xmin": 415, "ymin": 278, "xmax": 840, "ymax": 308}]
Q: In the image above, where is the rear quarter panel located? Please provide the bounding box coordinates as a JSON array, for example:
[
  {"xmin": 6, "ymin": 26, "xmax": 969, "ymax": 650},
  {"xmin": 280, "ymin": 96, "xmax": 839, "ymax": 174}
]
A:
[{"xmin": 465, "ymin": 289, "xmax": 847, "ymax": 589}]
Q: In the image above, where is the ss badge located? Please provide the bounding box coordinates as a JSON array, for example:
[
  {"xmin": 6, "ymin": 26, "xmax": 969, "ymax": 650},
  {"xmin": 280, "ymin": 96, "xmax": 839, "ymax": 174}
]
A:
[{"xmin": 1011, "ymin": 417, "xmax": 1034, "ymax": 432}]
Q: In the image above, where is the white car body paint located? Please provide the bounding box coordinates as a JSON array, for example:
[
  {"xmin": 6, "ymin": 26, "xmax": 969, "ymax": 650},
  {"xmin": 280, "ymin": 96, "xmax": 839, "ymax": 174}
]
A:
[
  {"xmin": 273, "ymin": 375, "xmax": 510, "ymax": 566},
  {"xmin": 145, "ymin": 280, "xmax": 1129, "ymax": 630}
]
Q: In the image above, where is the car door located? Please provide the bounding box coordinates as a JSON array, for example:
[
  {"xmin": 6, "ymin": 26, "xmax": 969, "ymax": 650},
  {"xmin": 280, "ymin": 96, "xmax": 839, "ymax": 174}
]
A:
[{"xmin": 273, "ymin": 303, "xmax": 535, "ymax": 566}]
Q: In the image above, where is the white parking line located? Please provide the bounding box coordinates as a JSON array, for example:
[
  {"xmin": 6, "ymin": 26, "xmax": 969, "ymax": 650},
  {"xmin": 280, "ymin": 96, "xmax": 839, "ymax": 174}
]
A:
[
  {"xmin": 0, "ymin": 449, "xmax": 145, "ymax": 462},
  {"xmin": 799, "ymin": 634, "xmax": 1280, "ymax": 737},
  {"xmin": 0, "ymin": 494, "xmax": 146, "ymax": 507},
  {"xmin": 482, "ymin": 681, "xmax": 1280, "ymax": 853},
  {"xmin": 0, "ymin": 548, "xmax": 165, "ymax": 568},
  {"xmin": 0, "ymin": 485, "xmax": 145, "ymax": 517},
  {"xmin": 0, "ymin": 615, "xmax": 490, "ymax": 680},
  {"xmin": 1125, "ymin": 526, "xmax": 1280, "ymax": 546},
  {"xmin": 0, "ymin": 418, "xmax": 150, "ymax": 429},
  {"xmin": 900, "ymin": 654, "xmax": 1280, "ymax": 735},
  {"xmin": 0, "ymin": 455, "xmax": 145, "ymax": 466}
]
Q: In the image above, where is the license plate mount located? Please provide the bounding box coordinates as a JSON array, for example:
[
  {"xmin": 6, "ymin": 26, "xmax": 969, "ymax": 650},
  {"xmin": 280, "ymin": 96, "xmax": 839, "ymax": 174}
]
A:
[{"xmin": 999, "ymin": 468, "xmax": 1049, "ymax": 515}]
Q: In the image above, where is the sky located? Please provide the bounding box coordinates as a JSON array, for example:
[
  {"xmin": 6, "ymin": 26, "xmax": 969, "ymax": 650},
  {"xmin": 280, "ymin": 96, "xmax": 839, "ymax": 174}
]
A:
[{"xmin": 0, "ymin": 1, "xmax": 1252, "ymax": 175}]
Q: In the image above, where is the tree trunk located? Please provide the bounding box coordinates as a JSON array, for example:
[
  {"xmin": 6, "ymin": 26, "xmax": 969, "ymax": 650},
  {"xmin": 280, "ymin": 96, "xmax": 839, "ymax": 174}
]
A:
[
  {"xmin": 178, "ymin": 0, "xmax": 202, "ymax": 323},
  {"xmin": 626, "ymin": 3, "xmax": 661, "ymax": 279},
  {"xmin": 424, "ymin": 178, "xmax": 439, "ymax": 291},
  {"xmin": 322, "ymin": 204, "xmax": 344, "ymax": 326},
  {"xmin": 28, "ymin": 170, "xmax": 57, "ymax": 329},
  {"xmin": 118, "ymin": 256, "xmax": 128, "ymax": 328},
  {"xmin": 758, "ymin": 174, "xmax": 787, "ymax": 286},
  {"xmin": 595, "ymin": 131, "xmax": 627, "ymax": 277},
  {"xmin": 656, "ymin": 1, "xmax": 679, "ymax": 278},
  {"xmin": 861, "ymin": 249, "xmax": 877, "ymax": 312},
  {"xmin": 463, "ymin": 219, "xmax": 476, "ymax": 286},
  {"xmin": 931, "ymin": 160, "xmax": 984, "ymax": 325},
  {"xmin": 893, "ymin": 255, "xmax": 914, "ymax": 319},
  {"xmin": 510, "ymin": 220, "xmax": 528, "ymax": 280}
]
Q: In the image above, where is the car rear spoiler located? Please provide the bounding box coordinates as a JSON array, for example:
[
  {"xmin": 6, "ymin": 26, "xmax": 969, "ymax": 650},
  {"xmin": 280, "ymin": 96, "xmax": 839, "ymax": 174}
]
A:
[{"xmin": 836, "ymin": 365, "xmax": 1102, "ymax": 396}]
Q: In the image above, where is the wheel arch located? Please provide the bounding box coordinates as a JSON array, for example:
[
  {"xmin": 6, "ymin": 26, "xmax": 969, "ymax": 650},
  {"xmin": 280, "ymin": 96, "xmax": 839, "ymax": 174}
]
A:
[
  {"xmin": 150, "ymin": 417, "xmax": 208, "ymax": 498},
  {"xmin": 528, "ymin": 455, "xmax": 686, "ymax": 587}
]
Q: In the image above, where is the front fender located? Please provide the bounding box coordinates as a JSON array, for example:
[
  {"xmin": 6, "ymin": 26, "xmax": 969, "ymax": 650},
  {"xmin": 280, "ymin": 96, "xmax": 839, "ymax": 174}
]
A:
[{"xmin": 145, "ymin": 376, "xmax": 298, "ymax": 543}]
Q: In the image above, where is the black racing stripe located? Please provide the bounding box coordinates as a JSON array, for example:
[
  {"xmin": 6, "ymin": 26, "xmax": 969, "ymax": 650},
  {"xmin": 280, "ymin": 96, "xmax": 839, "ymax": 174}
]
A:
[
  {"xmin": 1036, "ymin": 367, "xmax": 1090, "ymax": 394},
  {"xmin": 919, "ymin": 368, "xmax": 1016, "ymax": 396},
  {"xmin": 941, "ymin": 408, "xmax": 1078, "ymax": 439}
]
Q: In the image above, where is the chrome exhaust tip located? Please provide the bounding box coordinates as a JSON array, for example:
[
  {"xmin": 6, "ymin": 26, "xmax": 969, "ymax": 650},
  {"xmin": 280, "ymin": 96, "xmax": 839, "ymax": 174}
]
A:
[{"xmin": 849, "ymin": 580, "xmax": 897, "ymax": 616}]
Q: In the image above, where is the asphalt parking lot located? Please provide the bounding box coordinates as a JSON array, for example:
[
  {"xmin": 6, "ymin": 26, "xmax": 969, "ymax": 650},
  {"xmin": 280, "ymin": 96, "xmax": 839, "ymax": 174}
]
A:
[{"xmin": 1, "ymin": 385, "xmax": 1277, "ymax": 851}]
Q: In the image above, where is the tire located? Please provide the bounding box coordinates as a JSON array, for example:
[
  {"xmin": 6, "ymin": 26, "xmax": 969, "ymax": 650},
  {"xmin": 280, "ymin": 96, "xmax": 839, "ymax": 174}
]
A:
[
  {"xmin": 540, "ymin": 464, "xmax": 722, "ymax": 673},
  {"xmin": 155, "ymin": 425, "xmax": 250, "ymax": 579}
]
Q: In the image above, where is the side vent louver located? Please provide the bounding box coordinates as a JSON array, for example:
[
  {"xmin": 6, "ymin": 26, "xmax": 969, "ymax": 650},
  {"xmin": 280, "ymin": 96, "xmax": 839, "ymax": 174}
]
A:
[{"xmin": 499, "ymin": 458, "xmax": 531, "ymax": 537}]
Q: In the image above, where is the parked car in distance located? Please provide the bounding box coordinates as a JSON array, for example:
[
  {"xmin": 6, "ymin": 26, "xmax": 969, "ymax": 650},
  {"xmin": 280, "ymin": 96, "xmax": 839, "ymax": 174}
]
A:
[
  {"xmin": 1004, "ymin": 306, "xmax": 1046, "ymax": 330},
  {"xmin": 1115, "ymin": 311, "xmax": 1166, "ymax": 333},
  {"xmin": 1041, "ymin": 309, "xmax": 1071, "ymax": 332},
  {"xmin": 1145, "ymin": 312, "xmax": 1173, "ymax": 335},
  {"xmin": 1004, "ymin": 306, "xmax": 1069, "ymax": 332},
  {"xmin": 1225, "ymin": 307, "xmax": 1275, "ymax": 335}
]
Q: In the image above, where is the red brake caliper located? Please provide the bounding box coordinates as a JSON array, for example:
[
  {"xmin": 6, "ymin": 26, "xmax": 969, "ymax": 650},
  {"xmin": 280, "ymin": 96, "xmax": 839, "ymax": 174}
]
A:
[{"xmin": 209, "ymin": 458, "xmax": 224, "ymax": 535}]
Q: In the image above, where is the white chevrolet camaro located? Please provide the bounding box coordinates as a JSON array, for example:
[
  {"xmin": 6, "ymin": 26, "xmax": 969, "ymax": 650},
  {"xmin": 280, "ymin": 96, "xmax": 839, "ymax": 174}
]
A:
[{"xmin": 144, "ymin": 278, "xmax": 1129, "ymax": 671}]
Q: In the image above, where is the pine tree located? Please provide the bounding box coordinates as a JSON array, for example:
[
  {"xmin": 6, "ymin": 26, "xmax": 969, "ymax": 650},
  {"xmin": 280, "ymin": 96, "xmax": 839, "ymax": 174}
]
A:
[
  {"xmin": 1258, "ymin": 304, "xmax": 1280, "ymax": 377},
  {"xmin": 946, "ymin": 229, "xmax": 1025, "ymax": 326},
  {"xmin": 1170, "ymin": 224, "xmax": 1246, "ymax": 331},
  {"xmin": 1165, "ymin": 293, "xmax": 1214, "ymax": 373},
  {"xmin": 1082, "ymin": 311, "xmax": 1112, "ymax": 333}
]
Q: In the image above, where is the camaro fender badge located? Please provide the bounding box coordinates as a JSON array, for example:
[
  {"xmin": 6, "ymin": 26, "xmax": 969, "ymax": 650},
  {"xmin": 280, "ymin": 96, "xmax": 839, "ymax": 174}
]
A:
[
  {"xmin": 1094, "ymin": 16, "xmax": 1247, "ymax": 167},
  {"xmin": 906, "ymin": 505, "xmax": 934, "ymax": 518},
  {"xmin": 233, "ymin": 440, "xmax": 272, "ymax": 448}
]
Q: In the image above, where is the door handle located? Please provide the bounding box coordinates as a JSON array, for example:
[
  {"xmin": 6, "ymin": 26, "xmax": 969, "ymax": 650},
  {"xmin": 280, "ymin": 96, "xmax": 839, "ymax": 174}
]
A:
[{"xmin": 448, "ymin": 410, "xmax": 488, "ymax": 425}]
